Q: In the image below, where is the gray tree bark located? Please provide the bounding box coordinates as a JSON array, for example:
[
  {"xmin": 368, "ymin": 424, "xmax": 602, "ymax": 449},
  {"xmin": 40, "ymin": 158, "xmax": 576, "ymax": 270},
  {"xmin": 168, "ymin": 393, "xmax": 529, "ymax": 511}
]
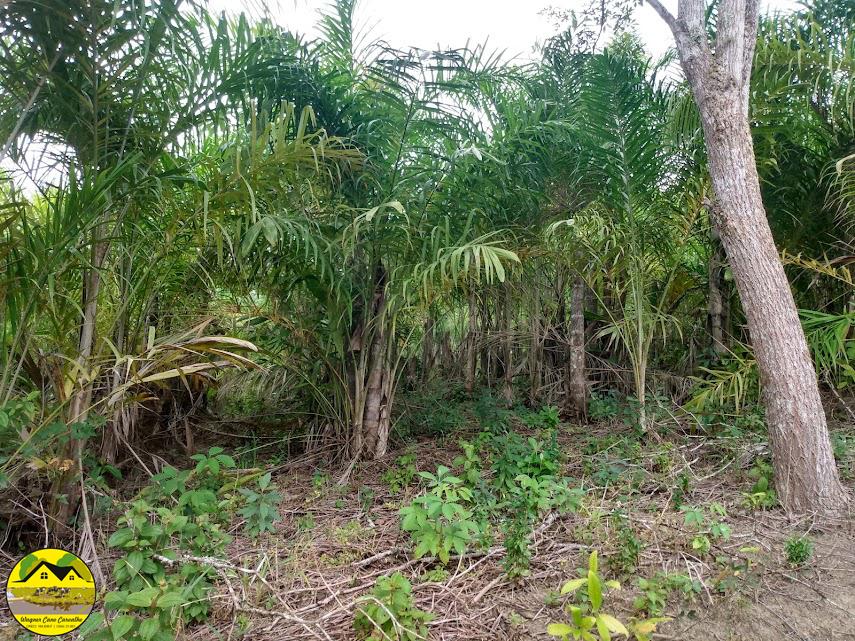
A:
[
  {"xmin": 648, "ymin": 0, "xmax": 849, "ymax": 515},
  {"xmin": 708, "ymin": 227, "xmax": 727, "ymax": 359},
  {"xmin": 565, "ymin": 275, "xmax": 588, "ymax": 422}
]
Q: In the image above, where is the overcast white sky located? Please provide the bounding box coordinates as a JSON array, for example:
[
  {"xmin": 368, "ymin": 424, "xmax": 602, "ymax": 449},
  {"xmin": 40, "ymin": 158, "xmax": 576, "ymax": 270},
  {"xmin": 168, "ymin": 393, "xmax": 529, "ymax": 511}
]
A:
[{"xmin": 206, "ymin": 0, "xmax": 803, "ymax": 60}]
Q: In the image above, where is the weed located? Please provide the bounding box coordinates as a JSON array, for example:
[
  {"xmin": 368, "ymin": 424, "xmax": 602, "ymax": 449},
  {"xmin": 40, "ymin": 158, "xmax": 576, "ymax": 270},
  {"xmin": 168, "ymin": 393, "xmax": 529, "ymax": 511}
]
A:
[
  {"xmin": 741, "ymin": 459, "xmax": 777, "ymax": 509},
  {"xmin": 419, "ymin": 567, "xmax": 449, "ymax": 583},
  {"xmin": 609, "ymin": 515, "xmax": 642, "ymax": 575},
  {"xmin": 353, "ymin": 573, "xmax": 433, "ymax": 641},
  {"xmin": 784, "ymin": 536, "xmax": 813, "ymax": 567},
  {"xmin": 383, "ymin": 454, "xmax": 418, "ymax": 494},
  {"xmin": 548, "ymin": 551, "xmax": 670, "ymax": 641},
  {"xmin": 358, "ymin": 486, "xmax": 376, "ymax": 513},
  {"xmin": 334, "ymin": 521, "xmax": 367, "ymax": 545},
  {"xmin": 297, "ymin": 514, "xmax": 315, "ymax": 531},
  {"xmin": 237, "ymin": 472, "xmax": 281, "ymax": 537},
  {"xmin": 399, "ymin": 466, "xmax": 480, "ymax": 563}
]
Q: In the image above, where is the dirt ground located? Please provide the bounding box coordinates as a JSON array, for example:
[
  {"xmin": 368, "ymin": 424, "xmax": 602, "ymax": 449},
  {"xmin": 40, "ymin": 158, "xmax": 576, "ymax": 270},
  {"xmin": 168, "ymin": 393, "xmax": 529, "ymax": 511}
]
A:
[
  {"xmin": 1, "ymin": 418, "xmax": 853, "ymax": 641},
  {"xmin": 190, "ymin": 421, "xmax": 855, "ymax": 641}
]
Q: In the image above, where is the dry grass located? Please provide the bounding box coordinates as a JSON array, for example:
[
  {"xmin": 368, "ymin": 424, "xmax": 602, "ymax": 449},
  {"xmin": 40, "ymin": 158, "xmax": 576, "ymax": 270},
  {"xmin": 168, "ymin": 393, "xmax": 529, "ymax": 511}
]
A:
[{"xmin": 181, "ymin": 419, "xmax": 855, "ymax": 641}]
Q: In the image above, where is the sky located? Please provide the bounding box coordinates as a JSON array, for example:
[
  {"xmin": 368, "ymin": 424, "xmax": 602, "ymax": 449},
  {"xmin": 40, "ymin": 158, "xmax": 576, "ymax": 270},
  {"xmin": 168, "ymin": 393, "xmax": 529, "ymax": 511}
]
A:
[{"xmin": 206, "ymin": 0, "xmax": 804, "ymax": 61}]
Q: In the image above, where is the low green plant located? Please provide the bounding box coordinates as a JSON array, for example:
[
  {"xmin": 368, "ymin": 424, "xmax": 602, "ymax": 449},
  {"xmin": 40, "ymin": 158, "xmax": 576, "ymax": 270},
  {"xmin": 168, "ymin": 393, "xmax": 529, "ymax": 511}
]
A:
[
  {"xmin": 400, "ymin": 466, "xmax": 479, "ymax": 563},
  {"xmin": 491, "ymin": 430, "xmax": 560, "ymax": 496},
  {"xmin": 503, "ymin": 475, "xmax": 583, "ymax": 579},
  {"xmin": 237, "ymin": 472, "xmax": 281, "ymax": 536},
  {"xmin": 521, "ymin": 405, "xmax": 561, "ymax": 430},
  {"xmin": 419, "ymin": 567, "xmax": 449, "ymax": 583},
  {"xmin": 679, "ymin": 505, "xmax": 730, "ymax": 555},
  {"xmin": 784, "ymin": 535, "xmax": 813, "ymax": 567},
  {"xmin": 741, "ymin": 460, "xmax": 777, "ymax": 509},
  {"xmin": 633, "ymin": 577, "xmax": 668, "ymax": 617},
  {"xmin": 633, "ymin": 573, "xmax": 701, "ymax": 617},
  {"xmin": 609, "ymin": 516, "xmax": 642, "ymax": 575},
  {"xmin": 383, "ymin": 454, "xmax": 418, "ymax": 494},
  {"xmin": 80, "ymin": 472, "xmax": 233, "ymax": 641},
  {"xmin": 353, "ymin": 573, "xmax": 433, "ymax": 641},
  {"xmin": 548, "ymin": 551, "xmax": 670, "ymax": 641},
  {"xmin": 359, "ymin": 486, "xmax": 376, "ymax": 513},
  {"xmin": 453, "ymin": 440, "xmax": 483, "ymax": 488}
]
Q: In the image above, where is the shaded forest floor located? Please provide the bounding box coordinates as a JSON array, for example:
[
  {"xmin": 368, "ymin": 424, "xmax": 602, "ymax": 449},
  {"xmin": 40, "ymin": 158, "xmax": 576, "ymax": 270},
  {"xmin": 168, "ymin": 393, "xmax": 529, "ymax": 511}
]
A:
[{"xmin": 189, "ymin": 407, "xmax": 855, "ymax": 641}]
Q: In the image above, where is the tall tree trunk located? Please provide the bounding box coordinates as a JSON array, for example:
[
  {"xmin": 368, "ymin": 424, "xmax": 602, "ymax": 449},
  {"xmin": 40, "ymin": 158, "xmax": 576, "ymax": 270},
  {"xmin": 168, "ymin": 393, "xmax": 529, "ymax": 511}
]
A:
[
  {"xmin": 565, "ymin": 275, "xmax": 588, "ymax": 422},
  {"xmin": 529, "ymin": 290, "xmax": 542, "ymax": 406},
  {"xmin": 50, "ymin": 231, "xmax": 108, "ymax": 529},
  {"xmin": 501, "ymin": 282, "xmax": 514, "ymax": 407},
  {"xmin": 361, "ymin": 267, "xmax": 390, "ymax": 459},
  {"xmin": 649, "ymin": 0, "xmax": 849, "ymax": 515},
  {"xmin": 465, "ymin": 288, "xmax": 477, "ymax": 395},
  {"xmin": 708, "ymin": 227, "xmax": 727, "ymax": 359},
  {"xmin": 421, "ymin": 311, "xmax": 435, "ymax": 382}
]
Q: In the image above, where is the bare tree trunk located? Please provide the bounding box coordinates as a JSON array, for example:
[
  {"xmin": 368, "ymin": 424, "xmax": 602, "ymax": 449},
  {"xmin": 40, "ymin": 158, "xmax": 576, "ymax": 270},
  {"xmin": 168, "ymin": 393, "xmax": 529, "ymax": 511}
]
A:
[
  {"xmin": 361, "ymin": 267, "xmax": 390, "ymax": 459},
  {"xmin": 708, "ymin": 228, "xmax": 727, "ymax": 359},
  {"xmin": 421, "ymin": 312, "xmax": 435, "ymax": 382},
  {"xmin": 51, "ymin": 232, "xmax": 108, "ymax": 528},
  {"xmin": 649, "ymin": 0, "xmax": 849, "ymax": 515},
  {"xmin": 501, "ymin": 282, "xmax": 514, "ymax": 407},
  {"xmin": 529, "ymin": 290, "xmax": 542, "ymax": 406},
  {"xmin": 565, "ymin": 275, "xmax": 588, "ymax": 422},
  {"xmin": 465, "ymin": 288, "xmax": 477, "ymax": 395}
]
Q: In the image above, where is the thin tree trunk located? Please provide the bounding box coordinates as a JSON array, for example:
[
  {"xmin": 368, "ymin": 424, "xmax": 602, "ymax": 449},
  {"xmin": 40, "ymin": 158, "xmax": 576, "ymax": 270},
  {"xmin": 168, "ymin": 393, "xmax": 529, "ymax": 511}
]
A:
[
  {"xmin": 465, "ymin": 288, "xmax": 477, "ymax": 395},
  {"xmin": 361, "ymin": 266, "xmax": 390, "ymax": 459},
  {"xmin": 529, "ymin": 290, "xmax": 542, "ymax": 406},
  {"xmin": 501, "ymin": 282, "xmax": 514, "ymax": 407},
  {"xmin": 648, "ymin": 0, "xmax": 849, "ymax": 515},
  {"xmin": 565, "ymin": 275, "xmax": 588, "ymax": 422},
  {"xmin": 51, "ymin": 232, "xmax": 108, "ymax": 528},
  {"xmin": 421, "ymin": 312, "xmax": 435, "ymax": 382}
]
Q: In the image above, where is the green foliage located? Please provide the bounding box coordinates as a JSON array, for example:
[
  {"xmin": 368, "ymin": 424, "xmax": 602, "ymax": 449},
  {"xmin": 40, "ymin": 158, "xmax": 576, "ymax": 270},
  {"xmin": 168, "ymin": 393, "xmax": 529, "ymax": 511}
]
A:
[
  {"xmin": 520, "ymin": 405, "xmax": 561, "ymax": 430},
  {"xmin": 548, "ymin": 551, "xmax": 670, "ymax": 641},
  {"xmin": 741, "ymin": 460, "xmax": 778, "ymax": 509},
  {"xmin": 353, "ymin": 573, "xmax": 433, "ymax": 641},
  {"xmin": 609, "ymin": 516, "xmax": 642, "ymax": 576},
  {"xmin": 237, "ymin": 472, "xmax": 282, "ymax": 537},
  {"xmin": 784, "ymin": 536, "xmax": 814, "ymax": 567},
  {"xmin": 400, "ymin": 466, "xmax": 479, "ymax": 563},
  {"xmin": 678, "ymin": 505, "xmax": 730, "ymax": 556},
  {"xmin": 418, "ymin": 567, "xmax": 450, "ymax": 583},
  {"xmin": 474, "ymin": 392, "xmax": 511, "ymax": 434},
  {"xmin": 383, "ymin": 454, "xmax": 418, "ymax": 494},
  {"xmin": 633, "ymin": 573, "xmax": 701, "ymax": 616},
  {"xmin": 491, "ymin": 430, "xmax": 560, "ymax": 497},
  {"xmin": 831, "ymin": 432, "xmax": 854, "ymax": 479},
  {"xmin": 453, "ymin": 440, "xmax": 484, "ymax": 488}
]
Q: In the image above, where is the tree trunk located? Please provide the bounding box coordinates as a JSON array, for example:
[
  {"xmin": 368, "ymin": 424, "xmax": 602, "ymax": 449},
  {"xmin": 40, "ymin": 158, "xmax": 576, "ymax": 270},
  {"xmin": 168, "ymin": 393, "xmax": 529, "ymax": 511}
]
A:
[
  {"xmin": 565, "ymin": 275, "xmax": 588, "ymax": 422},
  {"xmin": 648, "ymin": 0, "xmax": 849, "ymax": 515},
  {"xmin": 501, "ymin": 282, "xmax": 514, "ymax": 407},
  {"xmin": 50, "ymin": 231, "xmax": 108, "ymax": 529},
  {"xmin": 421, "ymin": 312, "xmax": 435, "ymax": 382},
  {"xmin": 708, "ymin": 228, "xmax": 727, "ymax": 359},
  {"xmin": 528, "ymin": 291, "xmax": 542, "ymax": 406},
  {"xmin": 361, "ymin": 268, "xmax": 390, "ymax": 459},
  {"xmin": 465, "ymin": 288, "xmax": 477, "ymax": 395}
]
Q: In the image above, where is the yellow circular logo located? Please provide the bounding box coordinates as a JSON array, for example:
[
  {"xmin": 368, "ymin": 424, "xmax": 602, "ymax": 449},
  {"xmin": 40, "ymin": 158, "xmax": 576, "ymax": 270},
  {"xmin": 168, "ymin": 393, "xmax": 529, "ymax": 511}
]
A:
[{"xmin": 5, "ymin": 548, "xmax": 96, "ymax": 636}]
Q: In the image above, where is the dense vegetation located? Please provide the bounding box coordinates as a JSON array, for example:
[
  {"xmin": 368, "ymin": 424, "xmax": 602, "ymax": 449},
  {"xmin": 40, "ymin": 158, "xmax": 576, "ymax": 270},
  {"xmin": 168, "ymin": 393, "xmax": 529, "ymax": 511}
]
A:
[{"xmin": 0, "ymin": 0, "xmax": 853, "ymax": 639}]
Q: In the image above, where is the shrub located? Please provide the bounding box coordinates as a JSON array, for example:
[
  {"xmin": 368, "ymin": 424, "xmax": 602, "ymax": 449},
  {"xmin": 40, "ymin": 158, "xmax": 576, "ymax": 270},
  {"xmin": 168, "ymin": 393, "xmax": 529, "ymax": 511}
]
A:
[{"xmin": 399, "ymin": 466, "xmax": 479, "ymax": 563}]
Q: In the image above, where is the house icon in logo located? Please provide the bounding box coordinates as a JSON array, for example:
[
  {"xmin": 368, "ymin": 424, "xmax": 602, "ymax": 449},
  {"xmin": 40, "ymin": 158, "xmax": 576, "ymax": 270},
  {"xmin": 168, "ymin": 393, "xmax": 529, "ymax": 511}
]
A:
[{"xmin": 9, "ymin": 560, "xmax": 94, "ymax": 588}]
